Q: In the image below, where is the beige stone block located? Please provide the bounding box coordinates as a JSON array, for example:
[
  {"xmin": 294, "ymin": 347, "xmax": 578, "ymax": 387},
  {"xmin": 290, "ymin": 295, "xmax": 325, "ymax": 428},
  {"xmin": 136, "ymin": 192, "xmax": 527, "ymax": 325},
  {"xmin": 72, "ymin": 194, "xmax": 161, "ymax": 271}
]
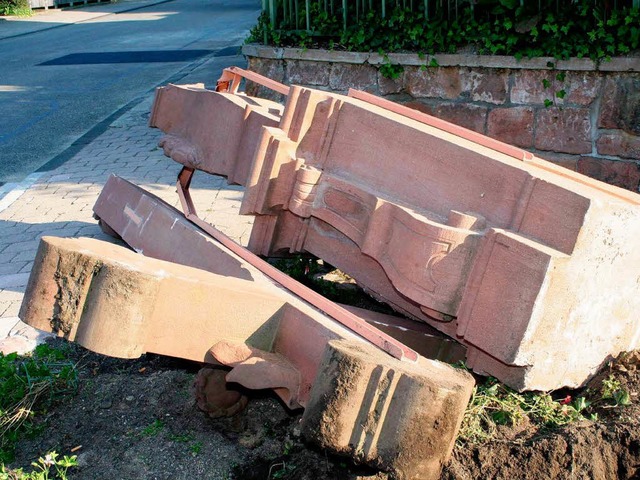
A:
[{"xmin": 302, "ymin": 339, "xmax": 474, "ymax": 480}]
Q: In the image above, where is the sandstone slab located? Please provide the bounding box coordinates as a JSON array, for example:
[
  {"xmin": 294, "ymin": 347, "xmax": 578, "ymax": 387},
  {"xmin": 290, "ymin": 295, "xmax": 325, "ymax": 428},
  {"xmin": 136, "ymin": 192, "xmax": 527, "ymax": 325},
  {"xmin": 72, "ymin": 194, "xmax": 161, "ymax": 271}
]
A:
[
  {"xmin": 19, "ymin": 235, "xmax": 473, "ymax": 479},
  {"xmin": 237, "ymin": 85, "xmax": 640, "ymax": 390}
]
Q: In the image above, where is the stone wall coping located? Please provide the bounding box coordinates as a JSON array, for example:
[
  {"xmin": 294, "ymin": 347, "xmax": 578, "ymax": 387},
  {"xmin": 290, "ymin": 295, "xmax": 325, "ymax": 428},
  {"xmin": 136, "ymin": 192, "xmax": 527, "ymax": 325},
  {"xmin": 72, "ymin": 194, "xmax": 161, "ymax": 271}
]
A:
[{"xmin": 242, "ymin": 44, "xmax": 640, "ymax": 72}]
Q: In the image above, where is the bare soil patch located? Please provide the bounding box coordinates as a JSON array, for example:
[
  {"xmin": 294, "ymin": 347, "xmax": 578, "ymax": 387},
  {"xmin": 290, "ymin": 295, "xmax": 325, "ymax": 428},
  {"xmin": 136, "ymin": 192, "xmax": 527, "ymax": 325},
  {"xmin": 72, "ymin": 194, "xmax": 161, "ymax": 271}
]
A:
[{"xmin": 9, "ymin": 340, "xmax": 640, "ymax": 480}]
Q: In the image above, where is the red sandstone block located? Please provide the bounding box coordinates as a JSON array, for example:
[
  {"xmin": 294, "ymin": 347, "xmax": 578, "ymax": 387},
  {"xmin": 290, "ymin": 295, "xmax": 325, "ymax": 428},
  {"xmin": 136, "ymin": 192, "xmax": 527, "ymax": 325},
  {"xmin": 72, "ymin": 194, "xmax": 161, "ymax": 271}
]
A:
[
  {"xmin": 511, "ymin": 70, "xmax": 599, "ymax": 106},
  {"xmin": 511, "ymin": 70, "xmax": 550, "ymax": 104},
  {"xmin": 329, "ymin": 64, "xmax": 377, "ymax": 92},
  {"xmin": 468, "ymin": 69, "xmax": 508, "ymax": 104},
  {"xmin": 302, "ymin": 339, "xmax": 473, "ymax": 480},
  {"xmin": 562, "ymin": 72, "xmax": 602, "ymax": 106},
  {"xmin": 577, "ymin": 156, "xmax": 640, "ymax": 192},
  {"xmin": 378, "ymin": 70, "xmax": 404, "ymax": 95},
  {"xmin": 598, "ymin": 75, "xmax": 640, "ymax": 135},
  {"xmin": 487, "ymin": 107, "xmax": 534, "ymax": 148},
  {"xmin": 149, "ymin": 84, "xmax": 283, "ymax": 185},
  {"xmin": 597, "ymin": 132, "xmax": 640, "ymax": 160},
  {"xmin": 237, "ymin": 85, "xmax": 640, "ymax": 390},
  {"xmin": 20, "ymin": 236, "xmax": 474, "ymax": 480},
  {"xmin": 535, "ymin": 107, "xmax": 592, "ymax": 154},
  {"xmin": 404, "ymin": 101, "xmax": 487, "ymax": 133},
  {"xmin": 286, "ymin": 60, "xmax": 330, "ymax": 86},
  {"xmin": 405, "ymin": 66, "xmax": 467, "ymax": 100}
]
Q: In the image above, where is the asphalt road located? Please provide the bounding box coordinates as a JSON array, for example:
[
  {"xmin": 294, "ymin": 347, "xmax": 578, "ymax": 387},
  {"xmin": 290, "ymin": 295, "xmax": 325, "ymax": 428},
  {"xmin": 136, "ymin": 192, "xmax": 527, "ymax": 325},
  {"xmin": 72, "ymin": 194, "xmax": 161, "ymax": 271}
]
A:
[{"xmin": 0, "ymin": 0, "xmax": 260, "ymax": 183}]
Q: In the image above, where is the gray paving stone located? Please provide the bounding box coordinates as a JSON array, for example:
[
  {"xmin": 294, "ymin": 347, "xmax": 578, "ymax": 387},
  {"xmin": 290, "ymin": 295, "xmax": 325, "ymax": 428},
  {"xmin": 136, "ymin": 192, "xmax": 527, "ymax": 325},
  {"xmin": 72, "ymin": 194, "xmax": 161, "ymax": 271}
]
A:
[{"xmin": 0, "ymin": 273, "xmax": 30, "ymax": 289}]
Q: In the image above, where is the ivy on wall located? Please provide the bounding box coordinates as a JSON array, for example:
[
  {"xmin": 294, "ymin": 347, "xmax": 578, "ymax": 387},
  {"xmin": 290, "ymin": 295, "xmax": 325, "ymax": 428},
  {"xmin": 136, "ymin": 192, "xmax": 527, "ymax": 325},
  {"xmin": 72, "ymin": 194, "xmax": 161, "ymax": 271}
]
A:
[{"xmin": 249, "ymin": 0, "xmax": 640, "ymax": 61}]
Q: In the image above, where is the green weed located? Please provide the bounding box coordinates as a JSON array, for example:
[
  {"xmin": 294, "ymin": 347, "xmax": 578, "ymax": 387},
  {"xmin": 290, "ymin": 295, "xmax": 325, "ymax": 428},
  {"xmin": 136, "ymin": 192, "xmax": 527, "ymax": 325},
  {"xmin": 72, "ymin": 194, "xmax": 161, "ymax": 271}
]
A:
[
  {"xmin": 140, "ymin": 419, "xmax": 164, "ymax": 437},
  {"xmin": 189, "ymin": 441, "xmax": 202, "ymax": 456},
  {"xmin": 0, "ymin": 452, "xmax": 78, "ymax": 480},
  {"xmin": 458, "ymin": 377, "xmax": 590, "ymax": 445},
  {"xmin": 0, "ymin": 344, "xmax": 77, "ymax": 463}
]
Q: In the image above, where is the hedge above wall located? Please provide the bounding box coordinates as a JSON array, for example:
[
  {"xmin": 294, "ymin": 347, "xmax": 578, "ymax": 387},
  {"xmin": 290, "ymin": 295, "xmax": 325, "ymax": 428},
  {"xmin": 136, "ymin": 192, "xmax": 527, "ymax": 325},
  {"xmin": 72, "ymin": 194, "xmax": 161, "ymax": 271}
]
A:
[{"xmin": 243, "ymin": 45, "xmax": 640, "ymax": 193}]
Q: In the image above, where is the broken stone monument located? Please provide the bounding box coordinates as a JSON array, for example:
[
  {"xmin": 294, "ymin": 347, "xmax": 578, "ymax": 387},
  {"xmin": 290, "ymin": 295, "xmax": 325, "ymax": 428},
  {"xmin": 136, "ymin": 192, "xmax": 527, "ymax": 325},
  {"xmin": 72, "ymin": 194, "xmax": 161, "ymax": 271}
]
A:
[
  {"xmin": 20, "ymin": 235, "xmax": 473, "ymax": 480},
  {"xmin": 150, "ymin": 67, "xmax": 640, "ymax": 391}
]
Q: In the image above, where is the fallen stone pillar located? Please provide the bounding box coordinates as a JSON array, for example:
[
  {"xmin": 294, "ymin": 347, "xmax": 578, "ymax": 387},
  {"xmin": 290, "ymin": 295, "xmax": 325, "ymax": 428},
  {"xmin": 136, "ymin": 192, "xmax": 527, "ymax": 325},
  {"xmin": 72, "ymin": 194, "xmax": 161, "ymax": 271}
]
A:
[
  {"xmin": 19, "ymin": 236, "xmax": 474, "ymax": 479},
  {"xmin": 94, "ymin": 175, "xmax": 461, "ymax": 364},
  {"xmin": 149, "ymin": 83, "xmax": 283, "ymax": 185},
  {"xmin": 302, "ymin": 339, "xmax": 471, "ymax": 480},
  {"xmin": 236, "ymin": 85, "xmax": 640, "ymax": 391}
]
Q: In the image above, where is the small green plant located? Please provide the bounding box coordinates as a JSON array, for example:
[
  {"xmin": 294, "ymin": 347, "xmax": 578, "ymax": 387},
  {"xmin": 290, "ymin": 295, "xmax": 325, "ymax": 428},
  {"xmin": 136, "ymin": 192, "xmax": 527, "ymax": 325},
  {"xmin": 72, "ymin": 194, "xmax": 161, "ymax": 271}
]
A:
[
  {"xmin": 0, "ymin": 452, "xmax": 78, "ymax": 480},
  {"xmin": 268, "ymin": 461, "xmax": 297, "ymax": 479},
  {"xmin": 189, "ymin": 441, "xmax": 202, "ymax": 456},
  {"xmin": 601, "ymin": 375, "xmax": 632, "ymax": 407},
  {"xmin": 169, "ymin": 433, "xmax": 195, "ymax": 443},
  {"xmin": 541, "ymin": 66, "xmax": 568, "ymax": 108},
  {"xmin": 282, "ymin": 440, "xmax": 294, "ymax": 456},
  {"xmin": 458, "ymin": 377, "xmax": 590, "ymax": 445},
  {"xmin": 140, "ymin": 419, "xmax": 164, "ymax": 437}
]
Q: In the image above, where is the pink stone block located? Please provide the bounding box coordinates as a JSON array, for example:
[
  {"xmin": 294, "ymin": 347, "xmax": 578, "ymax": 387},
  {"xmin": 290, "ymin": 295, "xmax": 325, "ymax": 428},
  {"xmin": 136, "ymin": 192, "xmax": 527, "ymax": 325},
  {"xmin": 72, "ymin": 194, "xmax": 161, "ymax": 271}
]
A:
[
  {"xmin": 20, "ymin": 234, "xmax": 473, "ymax": 479},
  {"xmin": 487, "ymin": 107, "xmax": 534, "ymax": 148},
  {"xmin": 149, "ymin": 83, "xmax": 283, "ymax": 185},
  {"xmin": 405, "ymin": 66, "xmax": 467, "ymax": 100},
  {"xmin": 535, "ymin": 107, "xmax": 592, "ymax": 154},
  {"xmin": 234, "ymin": 85, "xmax": 640, "ymax": 390},
  {"xmin": 577, "ymin": 156, "xmax": 640, "ymax": 192},
  {"xmin": 596, "ymin": 132, "xmax": 640, "ymax": 160}
]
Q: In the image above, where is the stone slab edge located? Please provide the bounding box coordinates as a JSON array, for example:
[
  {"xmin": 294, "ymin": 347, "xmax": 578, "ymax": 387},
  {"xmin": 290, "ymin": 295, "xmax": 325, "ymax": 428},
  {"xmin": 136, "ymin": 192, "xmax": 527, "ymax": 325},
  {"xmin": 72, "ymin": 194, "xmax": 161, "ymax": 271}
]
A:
[{"xmin": 242, "ymin": 45, "xmax": 640, "ymax": 72}]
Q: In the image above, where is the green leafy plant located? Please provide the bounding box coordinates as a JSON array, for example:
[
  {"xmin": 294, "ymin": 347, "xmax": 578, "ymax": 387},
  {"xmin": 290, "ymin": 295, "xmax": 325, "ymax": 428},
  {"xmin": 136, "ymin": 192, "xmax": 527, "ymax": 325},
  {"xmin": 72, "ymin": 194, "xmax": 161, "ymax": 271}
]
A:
[
  {"xmin": 601, "ymin": 375, "xmax": 632, "ymax": 407},
  {"xmin": 0, "ymin": 452, "xmax": 78, "ymax": 480},
  {"xmin": 458, "ymin": 377, "xmax": 591, "ymax": 445},
  {"xmin": 0, "ymin": 0, "xmax": 31, "ymax": 16},
  {"xmin": 248, "ymin": 0, "xmax": 640, "ymax": 62},
  {"xmin": 189, "ymin": 441, "xmax": 203, "ymax": 456}
]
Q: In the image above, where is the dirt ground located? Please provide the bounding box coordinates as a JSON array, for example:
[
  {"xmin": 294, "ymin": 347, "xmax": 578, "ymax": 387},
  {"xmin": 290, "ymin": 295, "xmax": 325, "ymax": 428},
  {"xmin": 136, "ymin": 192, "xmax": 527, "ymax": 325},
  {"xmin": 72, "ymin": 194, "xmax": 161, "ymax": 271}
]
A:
[{"xmin": 10, "ymin": 340, "xmax": 640, "ymax": 480}]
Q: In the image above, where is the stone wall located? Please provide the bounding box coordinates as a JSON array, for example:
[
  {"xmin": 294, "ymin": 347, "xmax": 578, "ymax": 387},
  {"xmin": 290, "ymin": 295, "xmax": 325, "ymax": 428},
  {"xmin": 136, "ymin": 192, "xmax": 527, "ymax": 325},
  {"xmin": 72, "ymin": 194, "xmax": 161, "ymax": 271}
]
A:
[{"xmin": 243, "ymin": 45, "xmax": 640, "ymax": 193}]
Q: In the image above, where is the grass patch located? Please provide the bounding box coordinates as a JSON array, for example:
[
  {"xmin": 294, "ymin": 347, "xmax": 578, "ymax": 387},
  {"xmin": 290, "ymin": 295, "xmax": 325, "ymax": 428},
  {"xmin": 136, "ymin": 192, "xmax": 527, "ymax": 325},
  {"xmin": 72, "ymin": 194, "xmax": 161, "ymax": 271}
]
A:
[
  {"xmin": 140, "ymin": 419, "xmax": 164, "ymax": 437},
  {"xmin": 0, "ymin": 344, "xmax": 78, "ymax": 464},
  {"xmin": 0, "ymin": 0, "xmax": 31, "ymax": 16}
]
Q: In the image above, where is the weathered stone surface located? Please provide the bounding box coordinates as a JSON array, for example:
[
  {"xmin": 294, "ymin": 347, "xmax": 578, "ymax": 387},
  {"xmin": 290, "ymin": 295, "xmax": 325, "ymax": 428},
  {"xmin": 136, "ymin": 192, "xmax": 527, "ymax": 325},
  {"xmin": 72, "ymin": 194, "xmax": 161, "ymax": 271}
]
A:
[
  {"xmin": 487, "ymin": 107, "xmax": 534, "ymax": 147},
  {"xmin": 404, "ymin": 101, "xmax": 487, "ymax": 133},
  {"xmin": 236, "ymin": 85, "xmax": 640, "ymax": 390},
  {"xmin": 598, "ymin": 75, "xmax": 640, "ymax": 134},
  {"xmin": 329, "ymin": 63, "xmax": 377, "ymax": 92},
  {"xmin": 301, "ymin": 339, "xmax": 474, "ymax": 480},
  {"xmin": 468, "ymin": 69, "xmax": 508, "ymax": 104},
  {"xmin": 286, "ymin": 60, "xmax": 330, "ymax": 86},
  {"xmin": 597, "ymin": 133, "xmax": 640, "ymax": 160},
  {"xmin": 245, "ymin": 57, "xmax": 286, "ymax": 101},
  {"xmin": 535, "ymin": 152, "xmax": 579, "ymax": 171},
  {"xmin": 535, "ymin": 107, "xmax": 592, "ymax": 154},
  {"xmin": 511, "ymin": 70, "xmax": 552, "ymax": 104},
  {"xmin": 149, "ymin": 84, "xmax": 283, "ymax": 185},
  {"xmin": 405, "ymin": 66, "xmax": 468, "ymax": 100},
  {"xmin": 563, "ymin": 72, "xmax": 602, "ymax": 105},
  {"xmin": 21, "ymin": 235, "xmax": 473, "ymax": 479},
  {"xmin": 378, "ymin": 70, "xmax": 404, "ymax": 95},
  {"xmin": 511, "ymin": 70, "xmax": 599, "ymax": 106},
  {"xmin": 577, "ymin": 157, "xmax": 640, "ymax": 192}
]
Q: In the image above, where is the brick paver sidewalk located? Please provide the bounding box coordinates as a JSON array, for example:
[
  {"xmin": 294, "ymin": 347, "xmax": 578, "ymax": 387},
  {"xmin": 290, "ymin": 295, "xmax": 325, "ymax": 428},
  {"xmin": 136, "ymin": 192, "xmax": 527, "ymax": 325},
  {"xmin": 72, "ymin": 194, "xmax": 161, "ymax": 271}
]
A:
[{"xmin": 0, "ymin": 94, "xmax": 254, "ymax": 353}]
